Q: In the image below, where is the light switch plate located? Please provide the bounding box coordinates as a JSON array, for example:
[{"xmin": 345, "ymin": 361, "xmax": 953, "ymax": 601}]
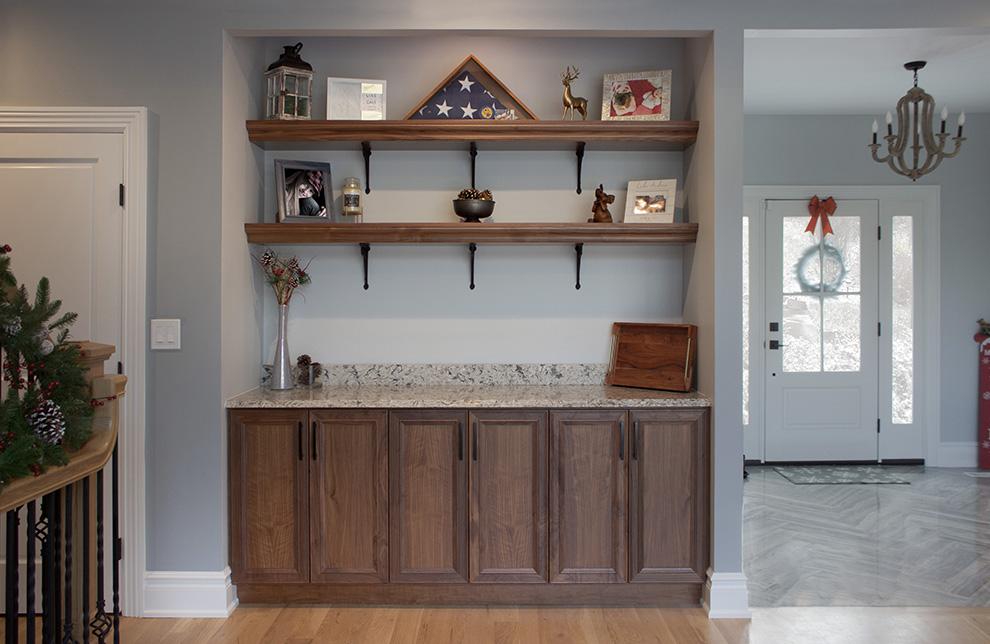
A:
[{"xmin": 151, "ymin": 318, "xmax": 181, "ymax": 350}]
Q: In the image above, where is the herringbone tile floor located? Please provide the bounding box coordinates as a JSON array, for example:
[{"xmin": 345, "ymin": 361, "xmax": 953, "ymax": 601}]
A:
[{"xmin": 744, "ymin": 465, "xmax": 990, "ymax": 607}]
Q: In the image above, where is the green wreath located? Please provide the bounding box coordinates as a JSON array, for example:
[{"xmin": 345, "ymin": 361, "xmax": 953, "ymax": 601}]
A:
[{"xmin": 0, "ymin": 244, "xmax": 94, "ymax": 490}]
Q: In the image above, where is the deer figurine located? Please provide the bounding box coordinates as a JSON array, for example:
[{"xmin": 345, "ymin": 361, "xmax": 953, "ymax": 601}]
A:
[{"xmin": 561, "ymin": 66, "xmax": 588, "ymax": 121}]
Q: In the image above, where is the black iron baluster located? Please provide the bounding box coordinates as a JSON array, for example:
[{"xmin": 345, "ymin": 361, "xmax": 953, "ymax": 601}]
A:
[
  {"xmin": 63, "ymin": 483, "xmax": 79, "ymax": 644},
  {"xmin": 5, "ymin": 507, "xmax": 19, "ymax": 644},
  {"xmin": 41, "ymin": 492, "xmax": 56, "ymax": 644},
  {"xmin": 112, "ymin": 445, "xmax": 120, "ymax": 644},
  {"xmin": 82, "ymin": 478, "xmax": 90, "ymax": 644},
  {"xmin": 90, "ymin": 470, "xmax": 110, "ymax": 644},
  {"xmin": 52, "ymin": 488, "xmax": 63, "ymax": 643},
  {"xmin": 26, "ymin": 501, "xmax": 37, "ymax": 644}
]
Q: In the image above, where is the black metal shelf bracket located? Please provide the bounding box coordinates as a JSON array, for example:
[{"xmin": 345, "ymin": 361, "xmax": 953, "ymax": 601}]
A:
[
  {"xmin": 469, "ymin": 142, "xmax": 478, "ymax": 189},
  {"xmin": 469, "ymin": 242, "xmax": 477, "ymax": 290},
  {"xmin": 575, "ymin": 243, "xmax": 584, "ymax": 290},
  {"xmin": 359, "ymin": 243, "xmax": 371, "ymax": 290},
  {"xmin": 361, "ymin": 141, "xmax": 372, "ymax": 194},
  {"xmin": 575, "ymin": 142, "xmax": 586, "ymax": 194}
]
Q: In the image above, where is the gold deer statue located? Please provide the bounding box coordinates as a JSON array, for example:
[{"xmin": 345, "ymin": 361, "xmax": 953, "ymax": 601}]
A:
[{"xmin": 561, "ymin": 66, "xmax": 588, "ymax": 121}]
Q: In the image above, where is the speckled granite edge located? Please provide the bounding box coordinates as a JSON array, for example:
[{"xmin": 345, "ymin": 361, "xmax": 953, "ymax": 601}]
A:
[
  {"xmin": 263, "ymin": 363, "xmax": 608, "ymax": 387},
  {"xmin": 227, "ymin": 383, "xmax": 711, "ymax": 409}
]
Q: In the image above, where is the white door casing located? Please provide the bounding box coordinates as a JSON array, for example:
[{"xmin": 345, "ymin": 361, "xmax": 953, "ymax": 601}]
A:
[
  {"xmin": 744, "ymin": 186, "xmax": 939, "ymax": 465},
  {"xmin": 0, "ymin": 108, "xmax": 147, "ymax": 616}
]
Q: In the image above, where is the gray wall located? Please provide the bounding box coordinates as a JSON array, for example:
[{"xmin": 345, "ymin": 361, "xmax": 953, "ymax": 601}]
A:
[
  {"xmin": 744, "ymin": 114, "xmax": 990, "ymax": 445},
  {"xmin": 1, "ymin": 0, "xmax": 987, "ymax": 607}
]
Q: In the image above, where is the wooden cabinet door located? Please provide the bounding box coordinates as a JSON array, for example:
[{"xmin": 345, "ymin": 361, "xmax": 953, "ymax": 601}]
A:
[
  {"xmin": 468, "ymin": 410, "xmax": 548, "ymax": 583},
  {"xmin": 228, "ymin": 409, "xmax": 309, "ymax": 583},
  {"xmin": 389, "ymin": 410, "xmax": 468, "ymax": 583},
  {"xmin": 310, "ymin": 410, "xmax": 388, "ymax": 583},
  {"xmin": 628, "ymin": 409, "xmax": 709, "ymax": 583},
  {"xmin": 549, "ymin": 410, "xmax": 628, "ymax": 583}
]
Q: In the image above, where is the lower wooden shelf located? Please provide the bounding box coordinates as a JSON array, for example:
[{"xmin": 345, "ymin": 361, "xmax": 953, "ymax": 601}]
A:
[{"xmin": 244, "ymin": 222, "xmax": 699, "ymax": 245}]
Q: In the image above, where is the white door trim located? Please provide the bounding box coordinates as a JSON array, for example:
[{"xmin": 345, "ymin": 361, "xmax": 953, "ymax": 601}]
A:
[
  {"xmin": 744, "ymin": 185, "xmax": 940, "ymax": 465},
  {"xmin": 0, "ymin": 107, "xmax": 148, "ymax": 616}
]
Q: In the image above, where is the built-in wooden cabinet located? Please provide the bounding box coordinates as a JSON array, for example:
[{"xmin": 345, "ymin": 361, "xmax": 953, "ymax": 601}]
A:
[
  {"xmin": 549, "ymin": 409, "xmax": 628, "ymax": 583},
  {"xmin": 469, "ymin": 410, "xmax": 548, "ymax": 584},
  {"xmin": 310, "ymin": 410, "xmax": 389, "ymax": 583},
  {"xmin": 628, "ymin": 409, "xmax": 709, "ymax": 584},
  {"xmin": 388, "ymin": 410, "xmax": 468, "ymax": 583},
  {"xmin": 228, "ymin": 408, "xmax": 388, "ymax": 585},
  {"xmin": 228, "ymin": 405, "xmax": 709, "ymax": 605}
]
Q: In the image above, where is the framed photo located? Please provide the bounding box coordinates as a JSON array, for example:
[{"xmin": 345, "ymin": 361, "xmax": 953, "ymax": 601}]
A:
[
  {"xmin": 275, "ymin": 159, "xmax": 334, "ymax": 223},
  {"xmin": 601, "ymin": 70, "xmax": 671, "ymax": 121},
  {"xmin": 327, "ymin": 77, "xmax": 386, "ymax": 120},
  {"xmin": 623, "ymin": 179, "xmax": 676, "ymax": 223}
]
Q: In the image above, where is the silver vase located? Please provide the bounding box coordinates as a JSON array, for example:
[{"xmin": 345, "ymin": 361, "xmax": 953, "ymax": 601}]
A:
[{"xmin": 271, "ymin": 303, "xmax": 293, "ymax": 390}]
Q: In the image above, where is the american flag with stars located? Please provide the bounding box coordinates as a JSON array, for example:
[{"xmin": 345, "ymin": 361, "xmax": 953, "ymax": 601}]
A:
[{"xmin": 410, "ymin": 71, "xmax": 507, "ymax": 120}]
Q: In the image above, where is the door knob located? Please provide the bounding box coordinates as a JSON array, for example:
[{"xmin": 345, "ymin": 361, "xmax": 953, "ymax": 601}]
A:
[{"xmin": 769, "ymin": 340, "xmax": 786, "ymax": 350}]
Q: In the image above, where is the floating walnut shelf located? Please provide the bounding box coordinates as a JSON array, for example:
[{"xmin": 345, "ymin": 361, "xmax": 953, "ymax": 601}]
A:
[
  {"xmin": 246, "ymin": 119, "xmax": 699, "ymax": 150},
  {"xmin": 244, "ymin": 222, "xmax": 699, "ymax": 245}
]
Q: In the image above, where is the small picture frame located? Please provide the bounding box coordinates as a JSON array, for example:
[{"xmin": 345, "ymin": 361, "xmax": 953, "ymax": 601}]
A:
[
  {"xmin": 602, "ymin": 70, "xmax": 671, "ymax": 121},
  {"xmin": 275, "ymin": 159, "xmax": 334, "ymax": 223},
  {"xmin": 623, "ymin": 179, "xmax": 676, "ymax": 223},
  {"xmin": 327, "ymin": 77, "xmax": 386, "ymax": 120}
]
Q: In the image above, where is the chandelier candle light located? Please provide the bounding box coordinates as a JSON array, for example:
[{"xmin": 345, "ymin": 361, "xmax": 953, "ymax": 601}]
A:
[{"xmin": 869, "ymin": 61, "xmax": 965, "ymax": 181}]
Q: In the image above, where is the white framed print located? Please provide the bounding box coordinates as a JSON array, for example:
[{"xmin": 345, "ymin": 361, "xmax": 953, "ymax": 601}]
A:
[
  {"xmin": 327, "ymin": 77, "xmax": 386, "ymax": 120},
  {"xmin": 623, "ymin": 179, "xmax": 676, "ymax": 223}
]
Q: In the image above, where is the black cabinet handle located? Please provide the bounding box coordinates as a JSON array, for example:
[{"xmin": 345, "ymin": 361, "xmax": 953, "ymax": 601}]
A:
[
  {"xmin": 297, "ymin": 421, "xmax": 303, "ymax": 461},
  {"xmin": 633, "ymin": 421, "xmax": 639, "ymax": 461},
  {"xmin": 312, "ymin": 421, "xmax": 317, "ymax": 461},
  {"xmin": 458, "ymin": 422, "xmax": 464, "ymax": 461},
  {"xmin": 619, "ymin": 421, "xmax": 625, "ymax": 461},
  {"xmin": 472, "ymin": 421, "xmax": 478, "ymax": 461}
]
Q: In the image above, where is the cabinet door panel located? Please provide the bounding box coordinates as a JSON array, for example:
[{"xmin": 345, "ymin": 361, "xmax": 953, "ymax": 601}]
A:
[
  {"xmin": 549, "ymin": 410, "xmax": 627, "ymax": 583},
  {"xmin": 469, "ymin": 410, "xmax": 548, "ymax": 583},
  {"xmin": 228, "ymin": 409, "xmax": 309, "ymax": 583},
  {"xmin": 310, "ymin": 410, "xmax": 388, "ymax": 583},
  {"xmin": 389, "ymin": 410, "xmax": 468, "ymax": 583},
  {"xmin": 629, "ymin": 409, "xmax": 709, "ymax": 583}
]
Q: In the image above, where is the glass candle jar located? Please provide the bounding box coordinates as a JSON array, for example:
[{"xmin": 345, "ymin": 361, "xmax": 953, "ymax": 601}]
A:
[{"xmin": 342, "ymin": 177, "xmax": 363, "ymax": 223}]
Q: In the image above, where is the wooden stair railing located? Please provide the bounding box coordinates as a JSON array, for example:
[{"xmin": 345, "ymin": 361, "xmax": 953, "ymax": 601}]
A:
[{"xmin": 1, "ymin": 342, "xmax": 126, "ymax": 644}]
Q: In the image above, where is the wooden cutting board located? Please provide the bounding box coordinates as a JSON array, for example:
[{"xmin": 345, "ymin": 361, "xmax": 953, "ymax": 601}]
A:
[{"xmin": 605, "ymin": 323, "xmax": 697, "ymax": 392}]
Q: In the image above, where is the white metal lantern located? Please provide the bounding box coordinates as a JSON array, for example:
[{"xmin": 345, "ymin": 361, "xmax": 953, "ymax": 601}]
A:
[{"xmin": 265, "ymin": 43, "xmax": 314, "ymax": 120}]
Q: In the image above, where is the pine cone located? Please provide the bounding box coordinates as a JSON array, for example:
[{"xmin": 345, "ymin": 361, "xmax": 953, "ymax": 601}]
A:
[
  {"xmin": 260, "ymin": 250, "xmax": 276, "ymax": 267},
  {"xmin": 297, "ymin": 354, "xmax": 312, "ymax": 366},
  {"xmin": 28, "ymin": 399, "xmax": 66, "ymax": 445}
]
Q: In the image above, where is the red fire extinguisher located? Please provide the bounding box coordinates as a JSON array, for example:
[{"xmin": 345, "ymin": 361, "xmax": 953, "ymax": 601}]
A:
[{"xmin": 977, "ymin": 320, "xmax": 990, "ymax": 470}]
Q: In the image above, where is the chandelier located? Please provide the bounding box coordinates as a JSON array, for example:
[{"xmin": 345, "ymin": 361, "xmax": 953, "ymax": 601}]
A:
[{"xmin": 869, "ymin": 61, "xmax": 965, "ymax": 181}]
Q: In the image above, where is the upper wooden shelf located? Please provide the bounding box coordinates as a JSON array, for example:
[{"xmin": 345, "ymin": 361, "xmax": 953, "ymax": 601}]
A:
[
  {"xmin": 244, "ymin": 222, "xmax": 699, "ymax": 245},
  {"xmin": 246, "ymin": 119, "xmax": 699, "ymax": 150}
]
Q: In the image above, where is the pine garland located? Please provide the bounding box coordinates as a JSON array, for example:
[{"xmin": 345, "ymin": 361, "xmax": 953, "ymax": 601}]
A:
[{"xmin": 0, "ymin": 244, "xmax": 94, "ymax": 490}]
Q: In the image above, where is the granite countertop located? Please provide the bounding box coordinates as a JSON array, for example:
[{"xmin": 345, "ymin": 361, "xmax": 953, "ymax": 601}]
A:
[{"xmin": 226, "ymin": 384, "xmax": 710, "ymax": 409}]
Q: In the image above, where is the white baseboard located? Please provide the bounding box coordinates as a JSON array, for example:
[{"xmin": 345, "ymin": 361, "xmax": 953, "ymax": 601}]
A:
[
  {"xmin": 936, "ymin": 442, "xmax": 978, "ymax": 468},
  {"xmin": 702, "ymin": 568, "xmax": 751, "ymax": 619},
  {"xmin": 142, "ymin": 567, "xmax": 238, "ymax": 618}
]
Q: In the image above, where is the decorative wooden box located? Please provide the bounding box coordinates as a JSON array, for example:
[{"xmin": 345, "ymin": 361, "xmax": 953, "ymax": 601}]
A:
[{"xmin": 605, "ymin": 323, "xmax": 697, "ymax": 392}]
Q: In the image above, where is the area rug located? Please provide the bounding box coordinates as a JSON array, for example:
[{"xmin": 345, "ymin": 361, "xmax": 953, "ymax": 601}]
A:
[{"xmin": 773, "ymin": 465, "xmax": 911, "ymax": 485}]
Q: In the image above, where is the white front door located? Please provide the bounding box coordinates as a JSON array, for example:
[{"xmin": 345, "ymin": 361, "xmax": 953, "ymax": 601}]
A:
[{"xmin": 764, "ymin": 199, "xmax": 880, "ymax": 462}]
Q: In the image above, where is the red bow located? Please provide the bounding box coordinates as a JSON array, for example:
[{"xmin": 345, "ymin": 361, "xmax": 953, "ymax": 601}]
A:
[{"xmin": 807, "ymin": 196, "xmax": 835, "ymax": 237}]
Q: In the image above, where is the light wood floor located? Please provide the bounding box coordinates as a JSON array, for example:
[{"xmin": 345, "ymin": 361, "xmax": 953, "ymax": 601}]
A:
[{"xmin": 80, "ymin": 605, "xmax": 990, "ymax": 643}]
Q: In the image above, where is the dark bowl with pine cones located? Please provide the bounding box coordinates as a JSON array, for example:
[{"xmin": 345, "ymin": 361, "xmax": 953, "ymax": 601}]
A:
[{"xmin": 453, "ymin": 188, "xmax": 495, "ymax": 222}]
